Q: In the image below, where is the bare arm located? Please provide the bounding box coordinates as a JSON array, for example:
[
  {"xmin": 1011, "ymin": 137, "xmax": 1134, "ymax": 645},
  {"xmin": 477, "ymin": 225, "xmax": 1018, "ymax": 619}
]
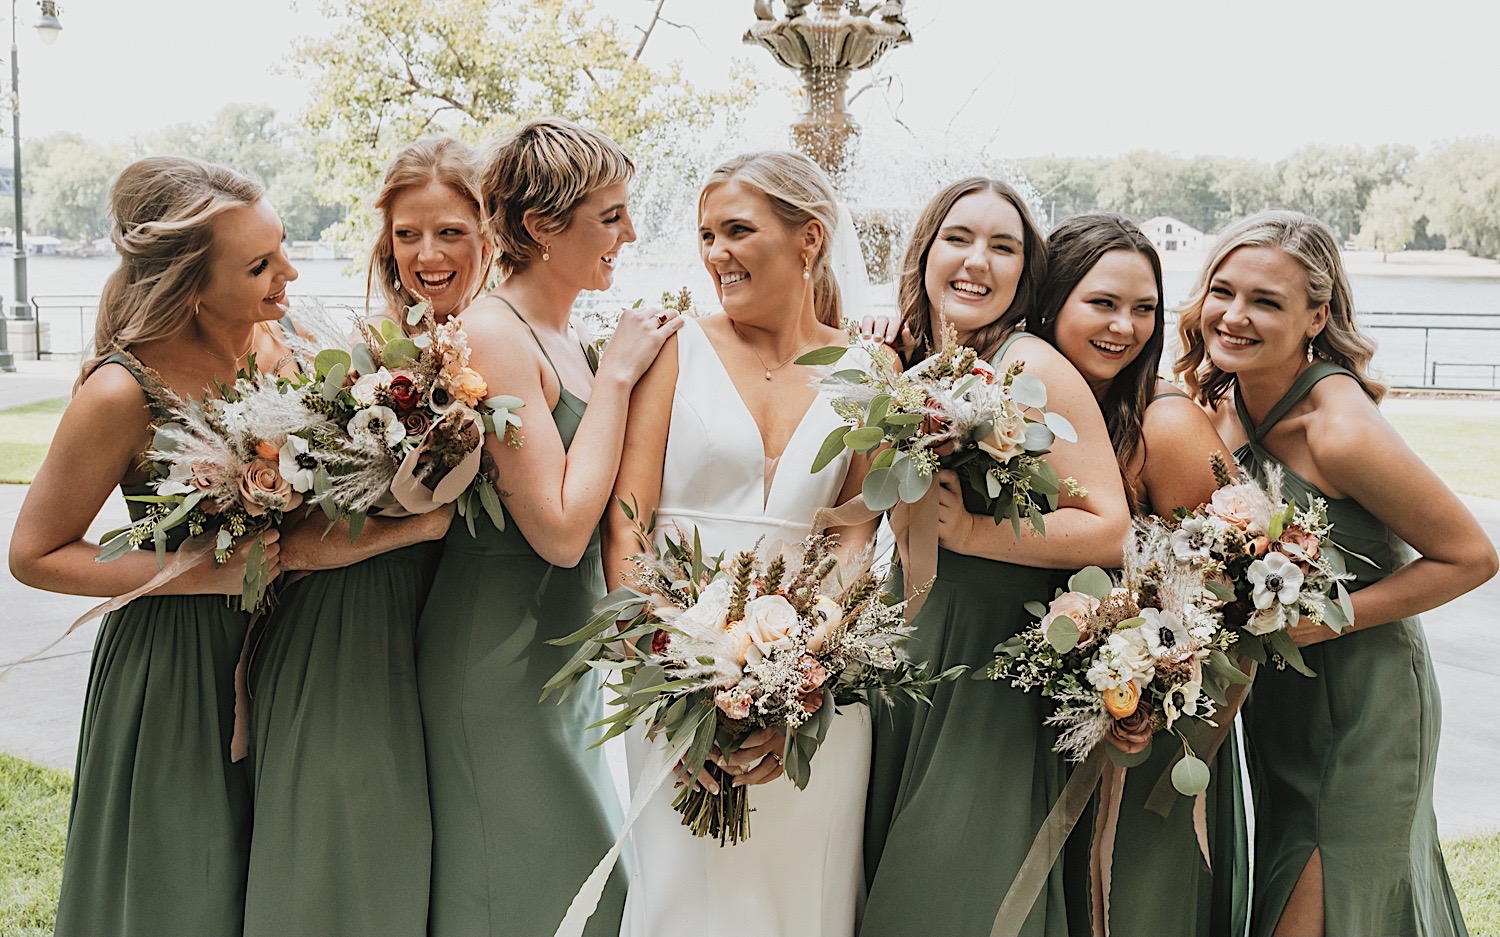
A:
[
  {"xmin": 277, "ymin": 503, "xmax": 454, "ymax": 572},
  {"xmin": 936, "ymin": 336, "xmax": 1131, "ymax": 569},
  {"xmin": 1289, "ymin": 383, "xmax": 1497, "ymax": 644},
  {"xmin": 1140, "ymin": 394, "xmax": 1234, "ymax": 517},
  {"xmin": 9, "ymin": 364, "xmax": 275, "ymax": 597},
  {"xmin": 468, "ymin": 298, "xmax": 683, "ymax": 568},
  {"xmin": 604, "ymin": 336, "xmax": 678, "ymax": 592}
]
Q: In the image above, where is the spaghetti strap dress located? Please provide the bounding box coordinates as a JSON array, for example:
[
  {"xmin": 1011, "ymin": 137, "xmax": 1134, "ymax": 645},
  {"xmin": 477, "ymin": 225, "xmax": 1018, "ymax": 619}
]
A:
[
  {"xmin": 862, "ymin": 332, "xmax": 1075, "ymax": 937},
  {"xmin": 1235, "ymin": 361, "xmax": 1466, "ymax": 937},
  {"xmin": 416, "ymin": 303, "xmax": 625, "ymax": 937},
  {"xmin": 53, "ymin": 352, "xmax": 252, "ymax": 937}
]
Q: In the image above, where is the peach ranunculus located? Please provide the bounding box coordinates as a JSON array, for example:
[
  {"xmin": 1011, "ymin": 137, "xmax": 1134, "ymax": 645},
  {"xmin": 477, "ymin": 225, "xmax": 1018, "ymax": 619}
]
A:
[
  {"xmin": 1040, "ymin": 591, "xmax": 1101, "ymax": 645},
  {"xmin": 1106, "ymin": 698, "xmax": 1155, "ymax": 754},
  {"xmin": 976, "ymin": 399, "xmax": 1028, "ymax": 464},
  {"xmin": 1102, "ymin": 679, "xmax": 1140, "ymax": 719},
  {"xmin": 254, "ymin": 439, "xmax": 281, "ymax": 461},
  {"xmin": 239, "ymin": 458, "xmax": 302, "ymax": 516},
  {"xmin": 1278, "ymin": 525, "xmax": 1321, "ymax": 566},
  {"xmin": 1206, "ymin": 483, "xmax": 1272, "ymax": 537},
  {"xmin": 805, "ymin": 596, "xmax": 844, "ymax": 654},
  {"xmin": 447, "ymin": 367, "xmax": 488, "ymax": 407}
]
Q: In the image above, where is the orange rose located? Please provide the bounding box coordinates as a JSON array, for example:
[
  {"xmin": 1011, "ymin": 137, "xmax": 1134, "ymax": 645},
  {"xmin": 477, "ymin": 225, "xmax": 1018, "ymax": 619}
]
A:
[{"xmin": 239, "ymin": 458, "xmax": 302, "ymax": 516}]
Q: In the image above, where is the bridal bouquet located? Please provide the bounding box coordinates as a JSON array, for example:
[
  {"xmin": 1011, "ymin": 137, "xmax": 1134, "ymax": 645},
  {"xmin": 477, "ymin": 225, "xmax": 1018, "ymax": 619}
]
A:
[
  {"xmin": 276, "ymin": 302, "xmax": 523, "ymax": 537},
  {"xmin": 984, "ymin": 524, "xmax": 1250, "ymax": 794},
  {"xmin": 544, "ymin": 506, "xmax": 958, "ymax": 845},
  {"xmin": 1167, "ymin": 454, "xmax": 1355, "ymax": 675},
  {"xmin": 799, "ymin": 321, "xmax": 1081, "ymax": 534},
  {"xmin": 96, "ymin": 362, "xmax": 323, "ymax": 610}
]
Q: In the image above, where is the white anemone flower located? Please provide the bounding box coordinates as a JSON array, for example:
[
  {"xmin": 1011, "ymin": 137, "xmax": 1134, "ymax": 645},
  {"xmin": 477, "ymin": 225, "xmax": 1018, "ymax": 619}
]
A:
[
  {"xmin": 278, "ymin": 434, "xmax": 320, "ymax": 492},
  {"xmin": 348, "ymin": 405, "xmax": 406, "ymax": 448},
  {"xmin": 1247, "ymin": 551, "xmax": 1305, "ymax": 610},
  {"xmin": 1171, "ymin": 516, "xmax": 1213, "ymax": 562},
  {"xmin": 1163, "ymin": 679, "xmax": 1204, "ymax": 728},
  {"xmin": 1140, "ymin": 608, "xmax": 1193, "ymax": 658}
]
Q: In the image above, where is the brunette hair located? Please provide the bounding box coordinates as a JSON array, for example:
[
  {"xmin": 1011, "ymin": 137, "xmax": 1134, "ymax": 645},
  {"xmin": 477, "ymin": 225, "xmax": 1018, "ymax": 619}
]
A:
[
  {"xmin": 480, "ymin": 117, "xmax": 634, "ymax": 277},
  {"xmin": 80, "ymin": 156, "xmax": 264, "ymax": 387},
  {"xmin": 1175, "ymin": 209, "xmax": 1385, "ymax": 406},
  {"xmin": 1035, "ymin": 213, "xmax": 1164, "ymax": 502},
  {"xmin": 699, "ymin": 150, "xmax": 844, "ymax": 327},
  {"xmin": 896, "ymin": 177, "xmax": 1048, "ymax": 363},
  {"xmin": 366, "ymin": 136, "xmax": 489, "ymax": 315}
]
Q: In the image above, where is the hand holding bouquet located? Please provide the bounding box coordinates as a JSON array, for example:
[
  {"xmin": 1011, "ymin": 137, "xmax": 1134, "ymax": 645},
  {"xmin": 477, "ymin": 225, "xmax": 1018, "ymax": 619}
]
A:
[{"xmin": 544, "ymin": 504, "xmax": 960, "ymax": 845}]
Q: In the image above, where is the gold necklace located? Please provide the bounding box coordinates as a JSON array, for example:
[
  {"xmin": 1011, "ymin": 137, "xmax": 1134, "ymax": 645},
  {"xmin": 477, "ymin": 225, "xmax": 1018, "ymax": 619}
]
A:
[
  {"xmin": 732, "ymin": 321, "xmax": 815, "ymax": 381},
  {"xmin": 200, "ymin": 322, "xmax": 261, "ymax": 365}
]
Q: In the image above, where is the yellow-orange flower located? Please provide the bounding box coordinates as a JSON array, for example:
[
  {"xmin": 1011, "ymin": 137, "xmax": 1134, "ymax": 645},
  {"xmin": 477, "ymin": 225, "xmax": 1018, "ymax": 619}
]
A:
[
  {"xmin": 1102, "ymin": 681, "xmax": 1140, "ymax": 719},
  {"xmin": 449, "ymin": 367, "xmax": 488, "ymax": 407}
]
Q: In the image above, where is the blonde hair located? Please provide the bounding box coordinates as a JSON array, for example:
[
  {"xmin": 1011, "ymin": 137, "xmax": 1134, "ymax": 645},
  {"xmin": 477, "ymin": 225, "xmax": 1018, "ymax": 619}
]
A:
[
  {"xmin": 366, "ymin": 136, "xmax": 489, "ymax": 315},
  {"xmin": 699, "ymin": 150, "xmax": 843, "ymax": 328},
  {"xmin": 480, "ymin": 117, "xmax": 634, "ymax": 277},
  {"xmin": 1174, "ymin": 209, "xmax": 1385, "ymax": 406},
  {"xmin": 80, "ymin": 156, "xmax": 264, "ymax": 388}
]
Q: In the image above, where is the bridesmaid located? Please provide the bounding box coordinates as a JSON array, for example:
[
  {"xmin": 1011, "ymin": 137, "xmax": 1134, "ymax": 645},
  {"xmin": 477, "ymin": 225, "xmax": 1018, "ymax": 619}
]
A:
[
  {"xmin": 242, "ymin": 137, "xmax": 485, "ymax": 936},
  {"xmin": 1034, "ymin": 213, "xmax": 1248, "ymax": 936},
  {"xmin": 1176, "ymin": 209, "xmax": 1494, "ymax": 937},
  {"xmin": 416, "ymin": 117, "xmax": 683, "ymax": 936},
  {"xmin": 861, "ymin": 180, "xmax": 1130, "ymax": 937},
  {"xmin": 8, "ymin": 156, "xmax": 294, "ymax": 936}
]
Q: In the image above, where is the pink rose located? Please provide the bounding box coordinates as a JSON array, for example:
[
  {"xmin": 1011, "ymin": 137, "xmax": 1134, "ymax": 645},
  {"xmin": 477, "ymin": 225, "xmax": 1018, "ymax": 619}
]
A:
[
  {"xmin": 1207, "ymin": 484, "xmax": 1272, "ymax": 536},
  {"xmin": 189, "ymin": 462, "xmax": 219, "ymax": 492},
  {"xmin": 239, "ymin": 458, "xmax": 302, "ymax": 516},
  {"xmin": 799, "ymin": 689, "xmax": 825, "ymax": 715},
  {"xmin": 1040, "ymin": 591, "xmax": 1101, "ymax": 645},
  {"xmin": 796, "ymin": 655, "xmax": 828, "ymax": 695},
  {"xmin": 715, "ymin": 688, "xmax": 752, "ymax": 721},
  {"xmin": 1278, "ymin": 526, "xmax": 1321, "ymax": 568}
]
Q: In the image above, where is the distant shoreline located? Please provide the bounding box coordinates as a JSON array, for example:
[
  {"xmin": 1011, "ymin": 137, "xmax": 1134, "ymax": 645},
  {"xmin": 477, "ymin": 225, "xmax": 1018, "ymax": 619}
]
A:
[{"xmin": 1158, "ymin": 248, "xmax": 1500, "ymax": 280}]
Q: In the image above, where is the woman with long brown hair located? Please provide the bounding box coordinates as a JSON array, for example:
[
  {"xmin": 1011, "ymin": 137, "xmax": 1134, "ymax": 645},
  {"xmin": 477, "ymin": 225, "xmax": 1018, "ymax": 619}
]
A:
[{"xmin": 9, "ymin": 156, "xmax": 297, "ymax": 936}]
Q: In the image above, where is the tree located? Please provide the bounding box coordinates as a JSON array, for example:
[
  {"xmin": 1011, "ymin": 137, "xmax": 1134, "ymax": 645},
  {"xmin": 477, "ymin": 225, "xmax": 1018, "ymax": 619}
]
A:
[
  {"xmin": 1276, "ymin": 143, "xmax": 1417, "ymax": 242},
  {"xmin": 1015, "ymin": 156, "xmax": 1106, "ymax": 226},
  {"xmin": 1414, "ymin": 138, "xmax": 1500, "ymax": 260},
  {"xmin": 292, "ymin": 0, "xmax": 745, "ymax": 245},
  {"xmin": 1356, "ymin": 183, "xmax": 1420, "ymax": 260},
  {"xmin": 26, "ymin": 133, "xmax": 128, "ymax": 241}
]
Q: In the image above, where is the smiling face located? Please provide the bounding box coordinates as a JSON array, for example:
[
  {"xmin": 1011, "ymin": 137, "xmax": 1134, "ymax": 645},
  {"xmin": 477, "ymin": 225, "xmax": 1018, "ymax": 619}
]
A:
[
  {"xmin": 1051, "ymin": 249, "xmax": 1160, "ymax": 392},
  {"xmin": 921, "ymin": 190, "xmax": 1026, "ymax": 341},
  {"xmin": 389, "ymin": 180, "xmax": 489, "ymax": 319},
  {"xmin": 538, "ymin": 180, "xmax": 635, "ymax": 293},
  {"xmin": 1200, "ymin": 245, "xmax": 1329, "ymax": 378},
  {"xmin": 196, "ymin": 198, "xmax": 298, "ymax": 326},
  {"xmin": 698, "ymin": 178, "xmax": 818, "ymax": 326}
]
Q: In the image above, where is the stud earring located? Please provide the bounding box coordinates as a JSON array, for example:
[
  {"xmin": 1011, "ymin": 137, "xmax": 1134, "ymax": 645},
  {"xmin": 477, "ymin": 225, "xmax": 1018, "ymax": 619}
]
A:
[
  {"xmin": 542, "ymin": 245, "xmax": 551, "ymax": 262},
  {"xmin": 802, "ymin": 256, "xmax": 811, "ymax": 281},
  {"xmin": 1306, "ymin": 338, "xmax": 1316, "ymax": 363}
]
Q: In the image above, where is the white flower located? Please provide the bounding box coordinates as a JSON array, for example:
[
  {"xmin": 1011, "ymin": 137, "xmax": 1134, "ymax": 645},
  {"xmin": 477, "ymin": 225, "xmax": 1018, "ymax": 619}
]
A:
[
  {"xmin": 1087, "ymin": 629, "xmax": 1154, "ymax": 690},
  {"xmin": 211, "ymin": 398, "xmax": 249, "ymax": 436},
  {"xmin": 350, "ymin": 367, "xmax": 393, "ymax": 406},
  {"xmin": 1163, "ymin": 679, "xmax": 1204, "ymax": 728},
  {"xmin": 1247, "ymin": 551, "xmax": 1304, "ymax": 610},
  {"xmin": 806, "ymin": 595, "xmax": 843, "ymax": 653},
  {"xmin": 1140, "ymin": 608, "xmax": 1193, "ymax": 658},
  {"xmin": 347, "ymin": 405, "xmax": 406, "ymax": 448},
  {"xmin": 1171, "ymin": 516, "xmax": 1213, "ymax": 562},
  {"xmin": 674, "ymin": 578, "xmax": 731, "ymax": 636},
  {"xmin": 740, "ymin": 594, "xmax": 800, "ymax": 660},
  {"xmin": 277, "ymin": 434, "xmax": 320, "ymax": 492},
  {"xmin": 1243, "ymin": 605, "xmax": 1287, "ymax": 636}
]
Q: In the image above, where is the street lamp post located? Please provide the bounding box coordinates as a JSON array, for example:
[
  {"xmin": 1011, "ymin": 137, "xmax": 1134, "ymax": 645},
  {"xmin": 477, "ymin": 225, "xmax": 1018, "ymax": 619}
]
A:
[{"xmin": 0, "ymin": 0, "xmax": 61, "ymax": 373}]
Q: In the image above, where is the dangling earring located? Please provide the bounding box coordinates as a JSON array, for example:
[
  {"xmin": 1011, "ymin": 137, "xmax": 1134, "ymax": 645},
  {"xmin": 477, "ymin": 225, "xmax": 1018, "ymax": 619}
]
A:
[
  {"xmin": 193, "ymin": 302, "xmax": 201, "ymax": 317},
  {"xmin": 802, "ymin": 256, "xmax": 811, "ymax": 281},
  {"xmin": 392, "ymin": 278, "xmax": 403, "ymax": 294},
  {"xmin": 542, "ymin": 244, "xmax": 551, "ymax": 262},
  {"xmin": 1306, "ymin": 338, "xmax": 1316, "ymax": 363}
]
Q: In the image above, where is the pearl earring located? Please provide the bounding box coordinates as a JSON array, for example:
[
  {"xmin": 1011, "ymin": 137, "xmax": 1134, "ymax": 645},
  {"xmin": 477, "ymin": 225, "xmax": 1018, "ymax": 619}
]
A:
[
  {"xmin": 542, "ymin": 245, "xmax": 551, "ymax": 262},
  {"xmin": 802, "ymin": 257, "xmax": 811, "ymax": 281},
  {"xmin": 1306, "ymin": 338, "xmax": 1316, "ymax": 363}
]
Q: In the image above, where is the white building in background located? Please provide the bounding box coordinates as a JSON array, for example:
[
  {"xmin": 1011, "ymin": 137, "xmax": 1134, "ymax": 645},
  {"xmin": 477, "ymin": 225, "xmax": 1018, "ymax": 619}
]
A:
[{"xmin": 1141, "ymin": 216, "xmax": 1206, "ymax": 253}]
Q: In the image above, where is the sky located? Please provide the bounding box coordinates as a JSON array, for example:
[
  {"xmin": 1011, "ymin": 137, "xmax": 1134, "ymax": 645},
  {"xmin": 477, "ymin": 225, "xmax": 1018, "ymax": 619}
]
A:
[{"xmin": 12, "ymin": 0, "xmax": 1500, "ymax": 162}]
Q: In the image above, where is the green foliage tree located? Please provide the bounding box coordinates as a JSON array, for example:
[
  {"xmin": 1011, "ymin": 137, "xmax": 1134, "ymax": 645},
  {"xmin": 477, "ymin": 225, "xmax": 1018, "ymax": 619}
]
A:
[
  {"xmin": 292, "ymin": 0, "xmax": 745, "ymax": 246},
  {"xmin": 1016, "ymin": 156, "xmax": 1107, "ymax": 226},
  {"xmin": 1276, "ymin": 143, "xmax": 1417, "ymax": 242},
  {"xmin": 1414, "ymin": 139, "xmax": 1500, "ymax": 259},
  {"xmin": 1356, "ymin": 182, "xmax": 1420, "ymax": 260},
  {"xmin": 26, "ymin": 133, "xmax": 128, "ymax": 241}
]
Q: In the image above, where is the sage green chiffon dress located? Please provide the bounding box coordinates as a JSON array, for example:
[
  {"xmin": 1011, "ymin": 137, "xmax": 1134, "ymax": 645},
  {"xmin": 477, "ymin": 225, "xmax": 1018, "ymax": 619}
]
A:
[
  {"xmin": 1236, "ymin": 362, "xmax": 1467, "ymax": 937},
  {"xmin": 862, "ymin": 333, "xmax": 1076, "ymax": 937},
  {"xmin": 242, "ymin": 541, "xmax": 440, "ymax": 936},
  {"xmin": 416, "ymin": 312, "xmax": 624, "ymax": 937},
  {"xmin": 54, "ymin": 353, "xmax": 252, "ymax": 937}
]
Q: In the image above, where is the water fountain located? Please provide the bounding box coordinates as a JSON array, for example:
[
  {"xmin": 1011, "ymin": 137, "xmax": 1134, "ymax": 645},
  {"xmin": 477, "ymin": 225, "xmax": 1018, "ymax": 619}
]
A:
[{"xmin": 744, "ymin": 0, "xmax": 911, "ymax": 182}]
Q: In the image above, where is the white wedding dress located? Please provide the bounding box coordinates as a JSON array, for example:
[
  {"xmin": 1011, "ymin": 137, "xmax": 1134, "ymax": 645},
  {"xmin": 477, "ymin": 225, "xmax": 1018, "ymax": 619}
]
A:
[{"xmin": 622, "ymin": 317, "xmax": 872, "ymax": 937}]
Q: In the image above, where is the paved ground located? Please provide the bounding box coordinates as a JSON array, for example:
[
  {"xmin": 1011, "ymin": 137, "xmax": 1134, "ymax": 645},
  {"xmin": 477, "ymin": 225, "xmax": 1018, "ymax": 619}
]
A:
[{"xmin": 2, "ymin": 366, "xmax": 1499, "ymax": 838}]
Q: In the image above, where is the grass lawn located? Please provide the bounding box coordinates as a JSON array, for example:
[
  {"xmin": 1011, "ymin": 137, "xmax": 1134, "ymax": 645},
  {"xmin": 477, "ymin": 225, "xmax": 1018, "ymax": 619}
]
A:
[
  {"xmin": 0, "ymin": 398, "xmax": 66, "ymax": 485},
  {"xmin": 1388, "ymin": 412, "xmax": 1500, "ymax": 499}
]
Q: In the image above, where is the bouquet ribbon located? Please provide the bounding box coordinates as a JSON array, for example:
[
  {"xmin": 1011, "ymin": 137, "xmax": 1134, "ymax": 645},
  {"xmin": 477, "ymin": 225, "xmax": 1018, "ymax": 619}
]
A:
[
  {"xmin": 387, "ymin": 416, "xmax": 484, "ymax": 515},
  {"xmin": 552, "ymin": 732, "xmax": 693, "ymax": 937},
  {"xmin": 1143, "ymin": 655, "xmax": 1258, "ymax": 826},
  {"xmin": 812, "ymin": 485, "xmax": 940, "ymax": 620}
]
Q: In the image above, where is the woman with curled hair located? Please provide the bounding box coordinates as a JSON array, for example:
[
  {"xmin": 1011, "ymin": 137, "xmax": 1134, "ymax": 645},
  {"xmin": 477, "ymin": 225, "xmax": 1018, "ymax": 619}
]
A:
[
  {"xmin": 1035, "ymin": 212, "xmax": 1247, "ymax": 937},
  {"xmin": 9, "ymin": 156, "xmax": 298, "ymax": 936},
  {"xmin": 416, "ymin": 117, "xmax": 682, "ymax": 937},
  {"xmin": 241, "ymin": 136, "xmax": 486, "ymax": 937},
  {"xmin": 1176, "ymin": 209, "xmax": 1493, "ymax": 937}
]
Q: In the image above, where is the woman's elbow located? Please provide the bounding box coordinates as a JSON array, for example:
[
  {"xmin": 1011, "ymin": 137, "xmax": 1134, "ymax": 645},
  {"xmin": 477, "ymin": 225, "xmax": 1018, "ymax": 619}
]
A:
[
  {"xmin": 8, "ymin": 546, "xmax": 45, "ymax": 590},
  {"xmin": 1467, "ymin": 540, "xmax": 1499, "ymax": 589},
  {"xmin": 537, "ymin": 531, "xmax": 592, "ymax": 570}
]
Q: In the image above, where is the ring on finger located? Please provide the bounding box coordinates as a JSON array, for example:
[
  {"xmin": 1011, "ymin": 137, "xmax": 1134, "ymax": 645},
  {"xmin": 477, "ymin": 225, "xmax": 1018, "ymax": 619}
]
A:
[{"xmin": 655, "ymin": 311, "xmax": 669, "ymax": 325}]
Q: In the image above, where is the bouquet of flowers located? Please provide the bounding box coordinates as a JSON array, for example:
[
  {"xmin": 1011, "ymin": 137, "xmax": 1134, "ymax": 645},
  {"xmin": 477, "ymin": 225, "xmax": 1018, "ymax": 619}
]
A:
[
  {"xmin": 276, "ymin": 301, "xmax": 523, "ymax": 537},
  {"xmin": 544, "ymin": 504, "xmax": 959, "ymax": 845},
  {"xmin": 96, "ymin": 360, "xmax": 327, "ymax": 610},
  {"xmin": 799, "ymin": 321, "xmax": 1082, "ymax": 535},
  {"xmin": 1167, "ymin": 454, "xmax": 1356, "ymax": 675},
  {"xmin": 984, "ymin": 524, "xmax": 1251, "ymax": 794}
]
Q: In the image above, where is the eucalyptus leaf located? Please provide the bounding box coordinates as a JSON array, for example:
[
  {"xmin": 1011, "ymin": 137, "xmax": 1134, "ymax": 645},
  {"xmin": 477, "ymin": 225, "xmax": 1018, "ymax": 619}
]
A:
[
  {"xmin": 1269, "ymin": 629, "xmax": 1316, "ymax": 677},
  {"xmin": 383, "ymin": 338, "xmax": 420, "ymax": 367},
  {"xmin": 346, "ymin": 510, "xmax": 366, "ymax": 543},
  {"xmin": 95, "ymin": 531, "xmax": 137, "ymax": 563},
  {"xmin": 1023, "ymin": 422, "xmax": 1055, "ymax": 451},
  {"xmin": 485, "ymin": 394, "xmax": 524, "ymax": 411},
  {"xmin": 1044, "ymin": 410, "xmax": 1077, "ymax": 443},
  {"xmin": 405, "ymin": 302, "xmax": 430, "ymax": 326},
  {"xmin": 314, "ymin": 348, "xmax": 352, "ymax": 378},
  {"xmin": 811, "ymin": 425, "xmax": 849, "ymax": 474},
  {"xmin": 1009, "ymin": 371, "xmax": 1048, "ymax": 409},
  {"xmin": 870, "ymin": 447, "xmax": 897, "ymax": 472},
  {"xmin": 843, "ymin": 426, "xmax": 886, "ymax": 452},
  {"xmin": 1171, "ymin": 754, "xmax": 1211, "ymax": 796},
  {"xmin": 1024, "ymin": 600, "xmax": 1049, "ymax": 618},
  {"xmin": 862, "ymin": 466, "xmax": 901, "ymax": 512},
  {"xmin": 795, "ymin": 345, "xmax": 849, "ymax": 366},
  {"xmin": 321, "ymin": 363, "xmax": 348, "ymax": 401},
  {"xmin": 891, "ymin": 452, "xmax": 930, "ymax": 503},
  {"xmin": 377, "ymin": 319, "xmax": 400, "ymax": 343},
  {"xmin": 866, "ymin": 394, "xmax": 891, "ymax": 427},
  {"xmin": 1105, "ymin": 737, "xmax": 1154, "ymax": 767},
  {"xmin": 1045, "ymin": 615, "xmax": 1080, "ymax": 653},
  {"xmin": 1068, "ymin": 566, "xmax": 1114, "ymax": 599},
  {"xmin": 478, "ymin": 480, "xmax": 506, "ymax": 531},
  {"xmin": 829, "ymin": 368, "xmax": 872, "ymax": 384},
  {"xmin": 352, "ymin": 344, "xmax": 378, "ymax": 375}
]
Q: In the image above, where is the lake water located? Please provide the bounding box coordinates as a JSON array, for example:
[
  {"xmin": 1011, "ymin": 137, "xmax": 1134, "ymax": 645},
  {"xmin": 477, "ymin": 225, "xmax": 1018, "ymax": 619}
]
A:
[{"xmin": 8, "ymin": 254, "xmax": 1500, "ymax": 388}]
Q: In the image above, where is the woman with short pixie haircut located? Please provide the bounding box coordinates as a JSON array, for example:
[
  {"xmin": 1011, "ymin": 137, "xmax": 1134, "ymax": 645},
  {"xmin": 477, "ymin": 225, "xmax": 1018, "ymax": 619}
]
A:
[
  {"xmin": 416, "ymin": 117, "xmax": 682, "ymax": 937},
  {"xmin": 1177, "ymin": 209, "xmax": 1493, "ymax": 937},
  {"xmin": 10, "ymin": 156, "xmax": 297, "ymax": 936}
]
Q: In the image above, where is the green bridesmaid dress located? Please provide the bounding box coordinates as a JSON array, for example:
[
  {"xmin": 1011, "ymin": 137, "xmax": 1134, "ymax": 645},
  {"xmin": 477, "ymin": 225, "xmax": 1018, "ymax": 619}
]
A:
[
  {"xmin": 242, "ymin": 540, "xmax": 441, "ymax": 936},
  {"xmin": 862, "ymin": 333, "xmax": 1076, "ymax": 937},
  {"xmin": 1236, "ymin": 362, "xmax": 1467, "ymax": 937},
  {"xmin": 54, "ymin": 353, "xmax": 252, "ymax": 937},
  {"xmin": 1100, "ymin": 389, "xmax": 1250, "ymax": 937},
  {"xmin": 416, "ymin": 306, "xmax": 625, "ymax": 937}
]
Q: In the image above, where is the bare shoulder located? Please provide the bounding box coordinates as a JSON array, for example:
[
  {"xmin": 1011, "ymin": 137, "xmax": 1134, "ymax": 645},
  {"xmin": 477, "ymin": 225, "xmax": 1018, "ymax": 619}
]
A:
[
  {"xmin": 74, "ymin": 359, "xmax": 151, "ymax": 416},
  {"xmin": 1143, "ymin": 382, "xmax": 1220, "ymax": 437},
  {"xmin": 1001, "ymin": 334, "xmax": 1087, "ymax": 388},
  {"xmin": 1303, "ymin": 375, "xmax": 1396, "ymax": 469}
]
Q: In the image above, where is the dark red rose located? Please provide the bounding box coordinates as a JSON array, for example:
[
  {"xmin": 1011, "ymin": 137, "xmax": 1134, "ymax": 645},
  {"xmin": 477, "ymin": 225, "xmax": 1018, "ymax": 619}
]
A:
[{"xmin": 651, "ymin": 629, "xmax": 671, "ymax": 655}]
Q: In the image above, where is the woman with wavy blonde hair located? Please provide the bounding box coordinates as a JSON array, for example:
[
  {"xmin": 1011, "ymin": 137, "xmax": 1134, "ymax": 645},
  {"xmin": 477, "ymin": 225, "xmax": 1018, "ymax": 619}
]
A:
[
  {"xmin": 241, "ymin": 136, "xmax": 484, "ymax": 937},
  {"xmin": 1175, "ymin": 209, "xmax": 1493, "ymax": 937},
  {"xmin": 10, "ymin": 155, "xmax": 298, "ymax": 935}
]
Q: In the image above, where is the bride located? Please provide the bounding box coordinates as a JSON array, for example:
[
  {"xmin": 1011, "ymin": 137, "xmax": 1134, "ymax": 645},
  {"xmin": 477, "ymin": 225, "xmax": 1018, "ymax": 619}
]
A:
[{"xmin": 605, "ymin": 150, "xmax": 879, "ymax": 937}]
